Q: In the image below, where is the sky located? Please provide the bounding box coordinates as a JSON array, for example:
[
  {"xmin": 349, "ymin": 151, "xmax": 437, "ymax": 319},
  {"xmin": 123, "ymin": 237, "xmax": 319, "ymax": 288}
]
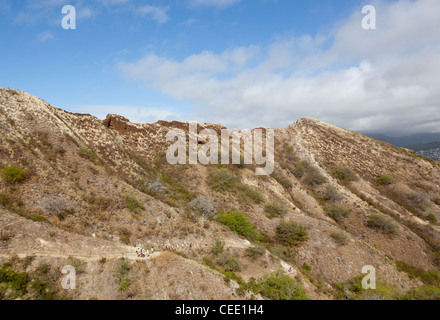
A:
[{"xmin": 0, "ymin": 0, "xmax": 439, "ymax": 135}]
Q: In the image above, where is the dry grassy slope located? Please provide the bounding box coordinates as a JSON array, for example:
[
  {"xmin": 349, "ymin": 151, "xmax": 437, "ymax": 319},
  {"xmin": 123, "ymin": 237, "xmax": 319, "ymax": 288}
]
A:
[{"xmin": 1, "ymin": 88, "xmax": 440, "ymax": 300}]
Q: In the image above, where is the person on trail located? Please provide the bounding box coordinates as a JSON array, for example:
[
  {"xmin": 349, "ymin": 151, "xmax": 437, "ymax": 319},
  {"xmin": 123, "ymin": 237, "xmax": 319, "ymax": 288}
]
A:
[
  {"xmin": 151, "ymin": 247, "xmax": 154, "ymax": 254},
  {"xmin": 136, "ymin": 248, "xmax": 140, "ymax": 257}
]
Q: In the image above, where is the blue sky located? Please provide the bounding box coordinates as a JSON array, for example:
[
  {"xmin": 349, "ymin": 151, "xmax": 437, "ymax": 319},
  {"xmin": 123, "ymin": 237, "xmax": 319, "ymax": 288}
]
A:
[{"xmin": 1, "ymin": 0, "xmax": 440, "ymax": 135}]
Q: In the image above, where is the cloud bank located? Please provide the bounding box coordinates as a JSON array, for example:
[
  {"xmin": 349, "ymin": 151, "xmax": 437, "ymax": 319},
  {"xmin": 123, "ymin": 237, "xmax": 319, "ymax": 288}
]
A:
[{"xmin": 118, "ymin": 0, "xmax": 440, "ymax": 134}]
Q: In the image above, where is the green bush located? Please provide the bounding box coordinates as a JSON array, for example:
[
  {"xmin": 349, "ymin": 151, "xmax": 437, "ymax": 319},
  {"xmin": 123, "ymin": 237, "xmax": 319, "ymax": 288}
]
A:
[
  {"xmin": 215, "ymin": 254, "xmax": 241, "ymax": 272},
  {"xmin": 291, "ymin": 160, "xmax": 312, "ymax": 178},
  {"xmin": 335, "ymin": 275, "xmax": 400, "ymax": 300},
  {"xmin": 322, "ymin": 185, "xmax": 341, "ymax": 202},
  {"xmin": 304, "ymin": 168, "xmax": 327, "ymax": 187},
  {"xmin": 67, "ymin": 256, "xmax": 86, "ymax": 274},
  {"xmin": 124, "ymin": 194, "xmax": 144, "ymax": 214},
  {"xmin": 211, "ymin": 240, "xmax": 225, "ymax": 256},
  {"xmin": 208, "ymin": 168, "xmax": 238, "ymax": 192},
  {"xmin": 324, "ymin": 204, "xmax": 351, "ymax": 223},
  {"xmin": 395, "ymin": 261, "xmax": 440, "ymax": 286},
  {"xmin": 264, "ymin": 201, "xmax": 287, "ymax": 218},
  {"xmin": 1, "ymin": 166, "xmax": 27, "ymax": 184},
  {"xmin": 331, "ymin": 231, "xmax": 349, "ymax": 245},
  {"xmin": 216, "ymin": 211, "xmax": 261, "ymax": 241},
  {"xmin": 114, "ymin": 258, "xmax": 132, "ymax": 292},
  {"xmin": 245, "ymin": 246, "xmax": 265, "ymax": 261},
  {"xmin": 279, "ymin": 178, "xmax": 293, "ymax": 189},
  {"xmin": 0, "ymin": 193, "xmax": 12, "ymax": 207},
  {"xmin": 259, "ymin": 270, "xmax": 308, "ymax": 300},
  {"xmin": 237, "ymin": 184, "xmax": 264, "ymax": 204},
  {"xmin": 376, "ymin": 175, "xmax": 394, "ymax": 186},
  {"xmin": 331, "ymin": 167, "xmax": 359, "ymax": 182},
  {"xmin": 367, "ymin": 214, "xmax": 398, "ymax": 235},
  {"xmin": 404, "ymin": 286, "xmax": 440, "ymax": 300},
  {"xmin": 275, "ymin": 221, "xmax": 308, "ymax": 247},
  {"xmin": 78, "ymin": 147, "xmax": 102, "ymax": 165},
  {"xmin": 427, "ymin": 214, "xmax": 438, "ymax": 224}
]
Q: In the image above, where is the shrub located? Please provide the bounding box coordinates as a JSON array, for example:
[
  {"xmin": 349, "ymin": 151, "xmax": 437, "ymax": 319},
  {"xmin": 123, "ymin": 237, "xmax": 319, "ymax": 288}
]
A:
[
  {"xmin": 336, "ymin": 275, "xmax": 400, "ymax": 300},
  {"xmin": 322, "ymin": 185, "xmax": 341, "ymax": 202},
  {"xmin": 124, "ymin": 194, "xmax": 144, "ymax": 214},
  {"xmin": 395, "ymin": 261, "xmax": 440, "ymax": 286},
  {"xmin": 302, "ymin": 263, "xmax": 311, "ymax": 271},
  {"xmin": 78, "ymin": 147, "xmax": 102, "ymax": 165},
  {"xmin": 208, "ymin": 168, "xmax": 238, "ymax": 192},
  {"xmin": 275, "ymin": 221, "xmax": 308, "ymax": 247},
  {"xmin": 279, "ymin": 178, "xmax": 293, "ymax": 189},
  {"xmin": 118, "ymin": 228, "xmax": 132, "ymax": 245},
  {"xmin": 376, "ymin": 175, "xmax": 394, "ymax": 186},
  {"xmin": 404, "ymin": 286, "xmax": 440, "ymax": 300},
  {"xmin": 406, "ymin": 192, "xmax": 430, "ymax": 210},
  {"xmin": 44, "ymin": 196, "xmax": 74, "ymax": 220},
  {"xmin": 324, "ymin": 204, "xmax": 351, "ymax": 223},
  {"xmin": 427, "ymin": 214, "xmax": 438, "ymax": 224},
  {"xmin": 0, "ymin": 193, "xmax": 12, "ymax": 207},
  {"xmin": 114, "ymin": 258, "xmax": 132, "ymax": 292},
  {"xmin": 264, "ymin": 201, "xmax": 287, "ymax": 218},
  {"xmin": 331, "ymin": 231, "xmax": 349, "ymax": 245},
  {"xmin": 216, "ymin": 211, "xmax": 261, "ymax": 241},
  {"xmin": 291, "ymin": 160, "xmax": 311, "ymax": 178},
  {"xmin": 245, "ymin": 246, "xmax": 265, "ymax": 261},
  {"xmin": 189, "ymin": 198, "xmax": 216, "ymax": 218},
  {"xmin": 215, "ymin": 254, "xmax": 242, "ymax": 272},
  {"xmin": 331, "ymin": 167, "xmax": 359, "ymax": 182},
  {"xmin": 237, "ymin": 184, "xmax": 264, "ymax": 204},
  {"xmin": 259, "ymin": 270, "xmax": 308, "ymax": 300},
  {"xmin": 1, "ymin": 166, "xmax": 27, "ymax": 184},
  {"xmin": 211, "ymin": 240, "xmax": 225, "ymax": 256},
  {"xmin": 304, "ymin": 168, "xmax": 327, "ymax": 187},
  {"xmin": 67, "ymin": 256, "xmax": 86, "ymax": 274},
  {"xmin": 367, "ymin": 214, "xmax": 398, "ymax": 235}
]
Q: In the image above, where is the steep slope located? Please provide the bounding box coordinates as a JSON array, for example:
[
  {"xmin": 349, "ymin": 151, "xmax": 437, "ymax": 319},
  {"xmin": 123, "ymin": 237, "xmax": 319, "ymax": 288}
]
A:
[{"xmin": 1, "ymin": 88, "xmax": 440, "ymax": 300}]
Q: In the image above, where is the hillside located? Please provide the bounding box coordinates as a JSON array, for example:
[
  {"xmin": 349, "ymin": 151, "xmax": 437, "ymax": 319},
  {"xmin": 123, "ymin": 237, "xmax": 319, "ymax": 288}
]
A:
[{"xmin": 1, "ymin": 88, "xmax": 440, "ymax": 300}]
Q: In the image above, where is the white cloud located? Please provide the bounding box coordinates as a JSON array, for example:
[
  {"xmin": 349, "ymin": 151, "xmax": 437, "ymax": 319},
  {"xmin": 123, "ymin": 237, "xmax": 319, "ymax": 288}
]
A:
[
  {"xmin": 118, "ymin": 0, "xmax": 440, "ymax": 134},
  {"xmin": 135, "ymin": 5, "xmax": 169, "ymax": 24},
  {"xmin": 36, "ymin": 31, "xmax": 54, "ymax": 42},
  {"xmin": 191, "ymin": 0, "xmax": 242, "ymax": 8}
]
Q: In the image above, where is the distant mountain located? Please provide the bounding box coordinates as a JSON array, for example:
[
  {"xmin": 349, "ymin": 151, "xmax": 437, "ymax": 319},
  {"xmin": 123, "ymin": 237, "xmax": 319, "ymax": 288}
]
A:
[{"xmin": 365, "ymin": 132, "xmax": 440, "ymax": 148}]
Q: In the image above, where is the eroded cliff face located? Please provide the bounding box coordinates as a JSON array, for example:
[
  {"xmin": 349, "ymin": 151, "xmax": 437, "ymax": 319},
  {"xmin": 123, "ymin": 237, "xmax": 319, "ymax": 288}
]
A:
[{"xmin": 1, "ymin": 88, "xmax": 440, "ymax": 300}]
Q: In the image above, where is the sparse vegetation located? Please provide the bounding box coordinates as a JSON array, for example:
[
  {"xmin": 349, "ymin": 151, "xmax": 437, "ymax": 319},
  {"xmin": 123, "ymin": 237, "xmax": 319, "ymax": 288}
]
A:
[
  {"xmin": 324, "ymin": 204, "xmax": 351, "ymax": 223},
  {"xmin": 244, "ymin": 246, "xmax": 265, "ymax": 261},
  {"xmin": 264, "ymin": 201, "xmax": 287, "ymax": 218},
  {"xmin": 114, "ymin": 258, "xmax": 132, "ymax": 292},
  {"xmin": 275, "ymin": 221, "xmax": 308, "ymax": 247},
  {"xmin": 367, "ymin": 214, "xmax": 398, "ymax": 235},
  {"xmin": 208, "ymin": 168, "xmax": 238, "ymax": 192},
  {"xmin": 1, "ymin": 166, "xmax": 27, "ymax": 184},
  {"xmin": 304, "ymin": 167, "xmax": 327, "ymax": 187},
  {"xmin": 331, "ymin": 231, "xmax": 349, "ymax": 245},
  {"xmin": 67, "ymin": 256, "xmax": 86, "ymax": 274},
  {"xmin": 331, "ymin": 167, "xmax": 359, "ymax": 182},
  {"xmin": 335, "ymin": 275, "xmax": 400, "ymax": 300},
  {"xmin": 190, "ymin": 198, "xmax": 216, "ymax": 219},
  {"xmin": 124, "ymin": 194, "xmax": 144, "ymax": 214},
  {"xmin": 78, "ymin": 147, "xmax": 102, "ymax": 166},
  {"xmin": 376, "ymin": 175, "xmax": 394, "ymax": 186}
]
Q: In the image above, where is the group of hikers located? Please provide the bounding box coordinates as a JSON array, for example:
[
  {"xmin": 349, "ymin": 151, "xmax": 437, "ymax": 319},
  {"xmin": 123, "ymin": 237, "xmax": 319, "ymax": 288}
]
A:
[{"xmin": 136, "ymin": 242, "xmax": 209, "ymax": 258}]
